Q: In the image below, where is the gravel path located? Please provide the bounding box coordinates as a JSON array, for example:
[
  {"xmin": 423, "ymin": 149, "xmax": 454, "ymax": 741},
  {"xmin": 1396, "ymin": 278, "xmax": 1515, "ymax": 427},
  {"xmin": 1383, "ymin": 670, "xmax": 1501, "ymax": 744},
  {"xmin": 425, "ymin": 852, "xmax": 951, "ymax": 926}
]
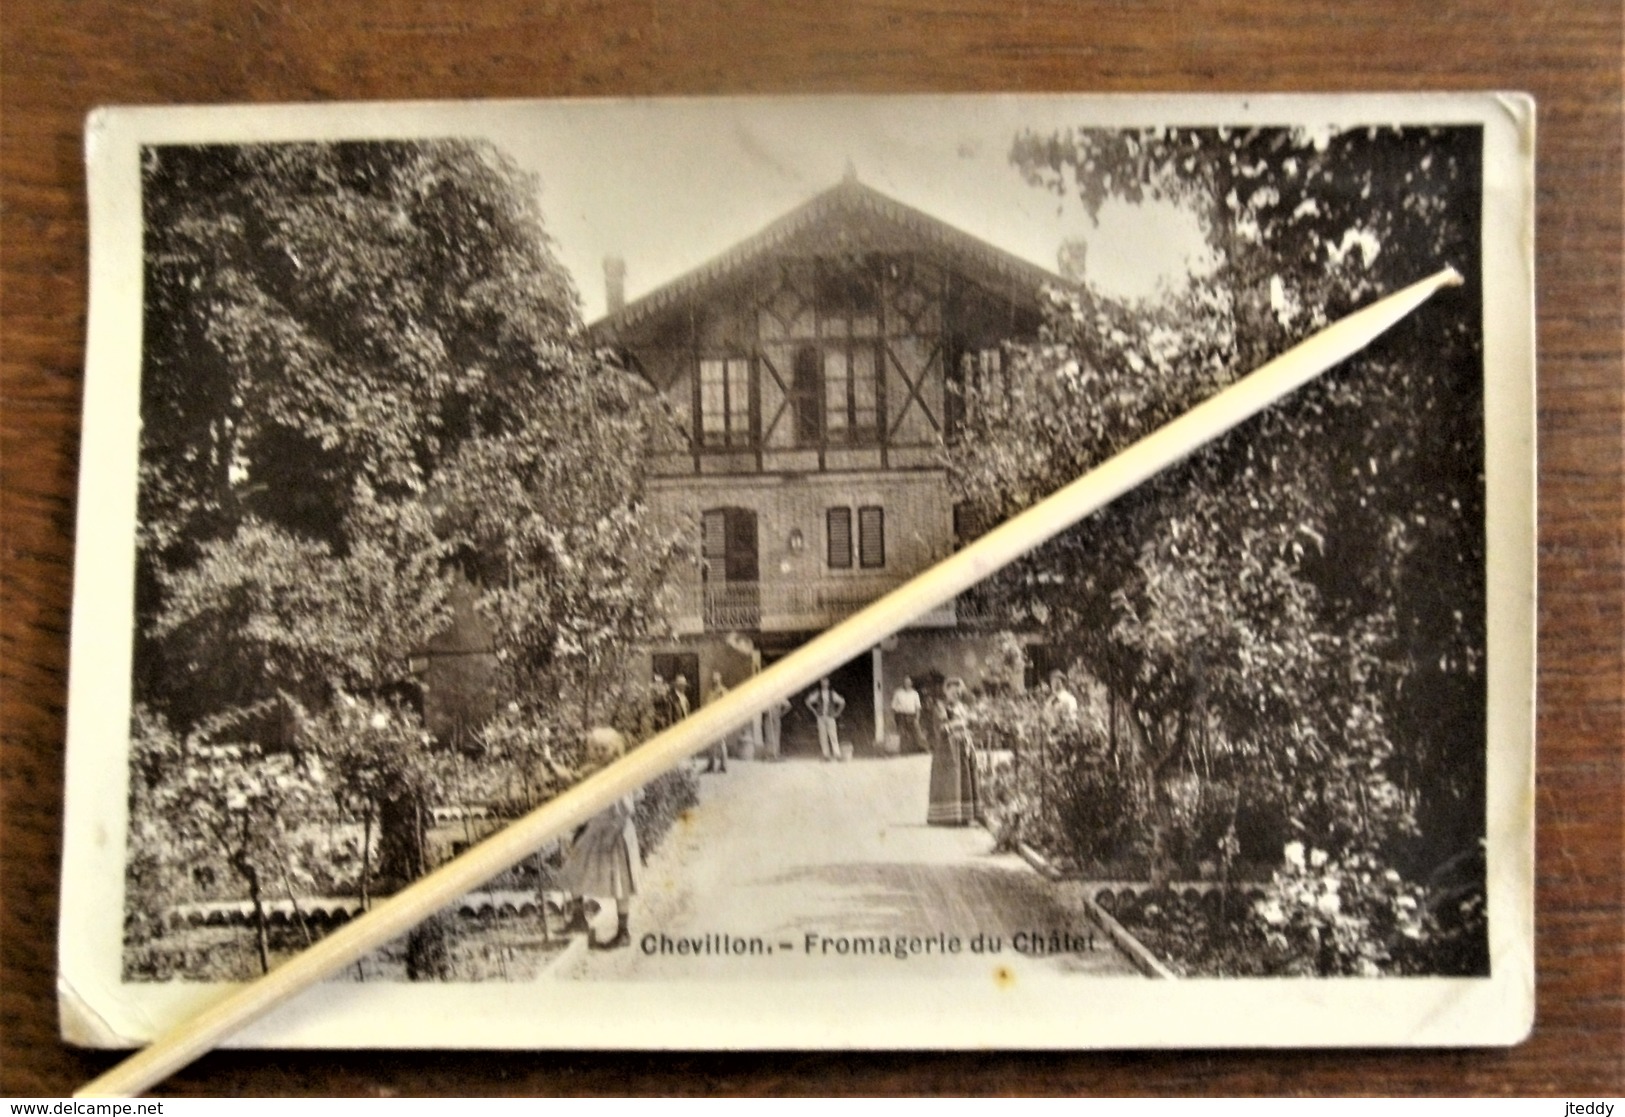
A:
[{"xmin": 562, "ymin": 754, "xmax": 1140, "ymax": 980}]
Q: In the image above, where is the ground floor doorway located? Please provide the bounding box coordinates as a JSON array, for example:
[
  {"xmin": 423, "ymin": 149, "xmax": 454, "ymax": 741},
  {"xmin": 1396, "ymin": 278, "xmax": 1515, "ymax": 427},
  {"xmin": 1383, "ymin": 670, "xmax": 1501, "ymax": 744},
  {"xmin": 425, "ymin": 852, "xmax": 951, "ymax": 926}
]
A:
[{"xmin": 768, "ymin": 646, "xmax": 875, "ymax": 759}]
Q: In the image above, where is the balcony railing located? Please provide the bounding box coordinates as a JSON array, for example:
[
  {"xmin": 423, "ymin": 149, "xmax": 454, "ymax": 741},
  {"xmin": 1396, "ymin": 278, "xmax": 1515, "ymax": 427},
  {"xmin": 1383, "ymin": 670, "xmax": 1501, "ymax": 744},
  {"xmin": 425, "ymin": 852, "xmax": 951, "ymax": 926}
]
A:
[
  {"xmin": 703, "ymin": 582, "xmax": 761, "ymax": 631},
  {"xmin": 782, "ymin": 574, "xmax": 909, "ymax": 620},
  {"xmin": 667, "ymin": 574, "xmax": 957, "ymax": 634}
]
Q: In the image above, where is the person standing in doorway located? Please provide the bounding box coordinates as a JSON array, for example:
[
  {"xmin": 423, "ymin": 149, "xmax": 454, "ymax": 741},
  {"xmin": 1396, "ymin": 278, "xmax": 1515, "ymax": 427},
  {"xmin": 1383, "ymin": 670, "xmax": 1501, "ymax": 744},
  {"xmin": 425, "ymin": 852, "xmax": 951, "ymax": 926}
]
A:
[
  {"xmin": 890, "ymin": 676, "xmax": 925, "ymax": 755},
  {"xmin": 644, "ymin": 674, "xmax": 671, "ymax": 738},
  {"xmin": 670, "ymin": 674, "xmax": 692, "ymax": 726},
  {"xmin": 703, "ymin": 670, "xmax": 730, "ymax": 773},
  {"xmin": 761, "ymin": 696, "xmax": 791, "ymax": 761},
  {"xmin": 806, "ymin": 677, "xmax": 847, "ymax": 762}
]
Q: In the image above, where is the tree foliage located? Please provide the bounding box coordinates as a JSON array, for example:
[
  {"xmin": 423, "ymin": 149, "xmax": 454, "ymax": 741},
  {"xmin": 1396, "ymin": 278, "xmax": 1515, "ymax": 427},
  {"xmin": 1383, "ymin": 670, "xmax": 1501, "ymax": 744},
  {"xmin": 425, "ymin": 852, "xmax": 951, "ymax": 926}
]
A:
[
  {"xmin": 955, "ymin": 125, "xmax": 1486, "ymax": 903},
  {"xmin": 129, "ymin": 139, "xmax": 681, "ymax": 977}
]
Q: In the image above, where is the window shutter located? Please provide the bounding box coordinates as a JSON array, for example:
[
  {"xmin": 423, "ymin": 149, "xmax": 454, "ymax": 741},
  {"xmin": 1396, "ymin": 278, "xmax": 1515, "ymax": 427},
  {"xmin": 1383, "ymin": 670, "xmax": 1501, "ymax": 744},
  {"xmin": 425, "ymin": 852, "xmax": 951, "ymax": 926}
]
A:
[
  {"xmin": 826, "ymin": 507, "xmax": 852, "ymax": 569},
  {"xmin": 699, "ymin": 359, "xmax": 725, "ymax": 446},
  {"xmin": 953, "ymin": 503, "xmax": 987, "ymax": 548},
  {"xmin": 727, "ymin": 358, "xmax": 751, "ymax": 445},
  {"xmin": 858, "ymin": 506, "xmax": 886, "ymax": 568},
  {"xmin": 702, "ymin": 509, "xmax": 728, "ymax": 571}
]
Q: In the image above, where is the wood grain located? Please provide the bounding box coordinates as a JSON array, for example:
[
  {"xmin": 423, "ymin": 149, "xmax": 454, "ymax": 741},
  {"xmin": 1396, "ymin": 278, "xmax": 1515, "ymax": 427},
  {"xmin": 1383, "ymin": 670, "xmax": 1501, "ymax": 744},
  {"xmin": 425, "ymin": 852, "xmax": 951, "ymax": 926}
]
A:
[{"xmin": 3, "ymin": 0, "xmax": 1619, "ymax": 1097}]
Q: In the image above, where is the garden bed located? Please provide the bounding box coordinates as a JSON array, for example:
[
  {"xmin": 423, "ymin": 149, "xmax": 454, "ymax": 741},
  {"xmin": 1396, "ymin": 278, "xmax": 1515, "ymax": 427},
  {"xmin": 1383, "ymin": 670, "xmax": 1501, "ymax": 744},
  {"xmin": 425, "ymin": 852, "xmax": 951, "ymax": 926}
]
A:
[
  {"xmin": 128, "ymin": 903, "xmax": 575, "ymax": 983},
  {"xmin": 1091, "ymin": 885, "xmax": 1269, "ymax": 977}
]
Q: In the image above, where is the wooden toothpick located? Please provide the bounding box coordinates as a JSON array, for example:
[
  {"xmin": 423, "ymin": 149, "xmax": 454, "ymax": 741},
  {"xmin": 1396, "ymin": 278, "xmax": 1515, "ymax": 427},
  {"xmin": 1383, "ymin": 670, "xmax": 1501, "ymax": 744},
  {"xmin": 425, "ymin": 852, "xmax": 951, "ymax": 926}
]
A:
[{"xmin": 79, "ymin": 266, "xmax": 1462, "ymax": 1098}]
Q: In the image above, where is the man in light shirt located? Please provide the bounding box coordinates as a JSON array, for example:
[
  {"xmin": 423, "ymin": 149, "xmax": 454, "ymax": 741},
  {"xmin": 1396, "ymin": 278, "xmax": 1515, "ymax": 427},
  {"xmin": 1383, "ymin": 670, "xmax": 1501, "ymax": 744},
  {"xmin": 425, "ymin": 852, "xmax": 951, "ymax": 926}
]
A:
[{"xmin": 890, "ymin": 676, "xmax": 925, "ymax": 754}]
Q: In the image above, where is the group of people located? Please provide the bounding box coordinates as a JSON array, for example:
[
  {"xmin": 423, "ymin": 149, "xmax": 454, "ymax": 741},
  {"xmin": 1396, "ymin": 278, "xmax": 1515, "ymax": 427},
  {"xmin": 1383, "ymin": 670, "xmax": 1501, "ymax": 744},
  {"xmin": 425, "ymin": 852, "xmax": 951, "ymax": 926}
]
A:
[
  {"xmin": 654, "ymin": 671, "xmax": 856, "ymax": 769},
  {"xmin": 557, "ymin": 671, "xmax": 1083, "ymax": 948},
  {"xmin": 730, "ymin": 674, "xmax": 852, "ymax": 765},
  {"xmin": 648, "ymin": 668, "xmax": 1001, "ymax": 827},
  {"xmin": 554, "ymin": 673, "xmax": 850, "ymax": 951},
  {"xmin": 649, "ymin": 670, "xmax": 781, "ymax": 773}
]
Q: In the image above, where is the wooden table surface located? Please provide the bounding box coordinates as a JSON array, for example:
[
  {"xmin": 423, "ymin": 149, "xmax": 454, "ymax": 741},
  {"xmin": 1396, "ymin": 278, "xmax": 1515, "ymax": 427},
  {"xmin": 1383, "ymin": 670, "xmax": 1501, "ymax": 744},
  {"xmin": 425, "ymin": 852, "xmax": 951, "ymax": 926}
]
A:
[{"xmin": 3, "ymin": 0, "xmax": 1620, "ymax": 1097}]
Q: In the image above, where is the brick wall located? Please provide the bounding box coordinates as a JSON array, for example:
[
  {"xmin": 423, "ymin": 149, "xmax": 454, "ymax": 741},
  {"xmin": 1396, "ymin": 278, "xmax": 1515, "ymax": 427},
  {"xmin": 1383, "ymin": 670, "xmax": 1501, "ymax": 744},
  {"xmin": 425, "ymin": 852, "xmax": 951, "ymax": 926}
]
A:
[{"xmin": 647, "ymin": 468, "xmax": 953, "ymax": 633}]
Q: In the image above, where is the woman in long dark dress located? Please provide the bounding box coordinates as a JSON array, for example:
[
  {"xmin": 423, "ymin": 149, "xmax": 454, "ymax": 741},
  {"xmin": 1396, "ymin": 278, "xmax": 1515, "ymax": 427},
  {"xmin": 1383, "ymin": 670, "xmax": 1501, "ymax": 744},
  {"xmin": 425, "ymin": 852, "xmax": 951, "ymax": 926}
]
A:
[{"xmin": 926, "ymin": 677, "xmax": 979, "ymax": 826}]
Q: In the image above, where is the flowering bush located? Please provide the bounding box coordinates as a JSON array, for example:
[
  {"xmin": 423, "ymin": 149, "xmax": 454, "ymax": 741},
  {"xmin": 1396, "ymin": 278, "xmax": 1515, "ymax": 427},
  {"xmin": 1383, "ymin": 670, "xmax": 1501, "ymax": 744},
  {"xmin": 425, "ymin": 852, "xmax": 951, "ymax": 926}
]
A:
[
  {"xmin": 1108, "ymin": 841, "xmax": 1482, "ymax": 978},
  {"xmin": 471, "ymin": 703, "xmax": 585, "ymax": 812},
  {"xmin": 124, "ymin": 702, "xmax": 327, "ymax": 975},
  {"xmin": 1253, "ymin": 842, "xmax": 1429, "ymax": 976}
]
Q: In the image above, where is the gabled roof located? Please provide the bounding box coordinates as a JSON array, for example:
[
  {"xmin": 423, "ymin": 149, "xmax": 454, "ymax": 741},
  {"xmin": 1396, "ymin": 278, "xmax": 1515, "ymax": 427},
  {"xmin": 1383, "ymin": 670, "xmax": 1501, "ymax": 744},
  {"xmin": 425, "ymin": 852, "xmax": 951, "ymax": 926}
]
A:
[{"xmin": 589, "ymin": 176, "xmax": 1064, "ymax": 338}]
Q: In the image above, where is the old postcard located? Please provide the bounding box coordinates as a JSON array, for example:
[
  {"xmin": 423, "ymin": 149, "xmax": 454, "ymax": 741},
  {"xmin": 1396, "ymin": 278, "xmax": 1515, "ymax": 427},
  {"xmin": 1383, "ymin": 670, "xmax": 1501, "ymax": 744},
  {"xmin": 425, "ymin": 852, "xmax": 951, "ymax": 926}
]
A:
[{"xmin": 61, "ymin": 93, "xmax": 1535, "ymax": 1049}]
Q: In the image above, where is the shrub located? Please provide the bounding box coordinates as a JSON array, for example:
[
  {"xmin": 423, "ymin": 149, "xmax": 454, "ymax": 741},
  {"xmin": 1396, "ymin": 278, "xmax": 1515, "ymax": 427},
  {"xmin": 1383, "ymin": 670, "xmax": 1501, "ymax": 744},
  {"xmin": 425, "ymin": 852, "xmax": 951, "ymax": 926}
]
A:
[
  {"xmin": 971, "ymin": 690, "xmax": 1148, "ymax": 875},
  {"xmin": 1047, "ymin": 746, "xmax": 1147, "ymax": 872},
  {"xmin": 634, "ymin": 766, "xmax": 699, "ymax": 860}
]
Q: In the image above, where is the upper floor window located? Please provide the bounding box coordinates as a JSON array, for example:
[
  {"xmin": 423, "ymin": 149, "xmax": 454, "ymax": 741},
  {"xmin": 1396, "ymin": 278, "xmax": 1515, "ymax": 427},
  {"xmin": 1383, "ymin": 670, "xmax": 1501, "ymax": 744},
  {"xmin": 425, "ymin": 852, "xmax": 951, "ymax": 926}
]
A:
[
  {"xmin": 823, "ymin": 345, "xmax": 879, "ymax": 442},
  {"xmin": 792, "ymin": 347, "xmax": 822, "ymax": 445},
  {"xmin": 792, "ymin": 342, "xmax": 880, "ymax": 447},
  {"xmin": 817, "ymin": 267, "xmax": 880, "ymax": 445},
  {"xmin": 948, "ymin": 346, "xmax": 1008, "ymax": 440},
  {"xmin": 699, "ymin": 357, "xmax": 752, "ymax": 448},
  {"xmin": 816, "ymin": 267, "xmax": 879, "ymax": 340}
]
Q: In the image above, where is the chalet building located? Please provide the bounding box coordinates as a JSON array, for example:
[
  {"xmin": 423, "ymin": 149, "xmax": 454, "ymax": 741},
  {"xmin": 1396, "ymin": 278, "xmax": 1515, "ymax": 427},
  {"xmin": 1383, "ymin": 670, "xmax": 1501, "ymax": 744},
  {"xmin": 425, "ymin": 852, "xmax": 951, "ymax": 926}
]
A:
[{"xmin": 591, "ymin": 173, "xmax": 1058, "ymax": 757}]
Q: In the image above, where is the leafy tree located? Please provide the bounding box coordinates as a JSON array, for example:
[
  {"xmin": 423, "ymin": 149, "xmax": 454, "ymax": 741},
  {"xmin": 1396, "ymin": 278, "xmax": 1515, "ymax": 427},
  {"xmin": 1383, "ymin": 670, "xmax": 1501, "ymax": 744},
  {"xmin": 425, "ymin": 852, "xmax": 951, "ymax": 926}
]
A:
[
  {"xmin": 137, "ymin": 139, "xmax": 583, "ymax": 718},
  {"xmin": 289, "ymin": 690, "xmax": 441, "ymax": 910},
  {"xmin": 433, "ymin": 387, "xmax": 685, "ymax": 739},
  {"xmin": 131, "ymin": 139, "xmax": 681, "ymax": 978},
  {"xmin": 956, "ymin": 125, "xmax": 1485, "ymax": 898}
]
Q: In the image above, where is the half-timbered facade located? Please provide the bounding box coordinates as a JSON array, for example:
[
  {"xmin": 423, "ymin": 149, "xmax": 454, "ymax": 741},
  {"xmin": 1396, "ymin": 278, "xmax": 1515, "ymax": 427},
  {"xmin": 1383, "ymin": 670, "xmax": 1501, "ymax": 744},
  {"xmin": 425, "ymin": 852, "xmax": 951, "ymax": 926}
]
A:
[{"xmin": 594, "ymin": 174, "xmax": 1057, "ymax": 756}]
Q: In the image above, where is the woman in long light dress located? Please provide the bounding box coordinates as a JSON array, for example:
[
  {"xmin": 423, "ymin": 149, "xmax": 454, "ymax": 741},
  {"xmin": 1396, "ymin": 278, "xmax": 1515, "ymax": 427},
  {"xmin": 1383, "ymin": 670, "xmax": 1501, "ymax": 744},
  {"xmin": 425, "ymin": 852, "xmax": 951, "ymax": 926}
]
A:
[
  {"xmin": 926, "ymin": 678, "xmax": 979, "ymax": 826},
  {"xmin": 557, "ymin": 728, "xmax": 641, "ymax": 950}
]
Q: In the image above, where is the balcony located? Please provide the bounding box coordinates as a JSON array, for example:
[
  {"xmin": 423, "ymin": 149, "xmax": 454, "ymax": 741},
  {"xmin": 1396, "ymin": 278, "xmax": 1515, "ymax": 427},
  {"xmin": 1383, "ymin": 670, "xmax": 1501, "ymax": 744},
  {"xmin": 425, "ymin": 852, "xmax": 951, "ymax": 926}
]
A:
[
  {"xmin": 665, "ymin": 574, "xmax": 957, "ymax": 635},
  {"xmin": 703, "ymin": 582, "xmax": 761, "ymax": 631}
]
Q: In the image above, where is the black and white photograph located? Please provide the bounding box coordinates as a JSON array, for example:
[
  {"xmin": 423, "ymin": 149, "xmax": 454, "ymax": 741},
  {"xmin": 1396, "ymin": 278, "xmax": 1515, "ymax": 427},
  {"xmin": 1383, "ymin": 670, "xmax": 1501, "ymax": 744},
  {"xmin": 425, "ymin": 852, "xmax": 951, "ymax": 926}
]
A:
[{"xmin": 60, "ymin": 94, "xmax": 1535, "ymax": 1050}]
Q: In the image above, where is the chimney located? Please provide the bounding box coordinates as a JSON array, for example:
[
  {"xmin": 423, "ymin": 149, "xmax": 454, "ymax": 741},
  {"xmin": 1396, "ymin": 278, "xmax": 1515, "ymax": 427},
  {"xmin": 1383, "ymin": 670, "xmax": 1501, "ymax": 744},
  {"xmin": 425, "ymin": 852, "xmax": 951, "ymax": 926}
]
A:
[{"xmin": 604, "ymin": 255, "xmax": 627, "ymax": 316}]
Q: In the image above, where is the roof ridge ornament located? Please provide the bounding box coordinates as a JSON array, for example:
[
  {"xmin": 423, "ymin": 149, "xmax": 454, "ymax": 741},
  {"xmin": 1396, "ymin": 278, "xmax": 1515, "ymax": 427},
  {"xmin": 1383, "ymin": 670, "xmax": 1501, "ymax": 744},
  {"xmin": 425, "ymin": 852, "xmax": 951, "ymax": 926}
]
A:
[{"xmin": 842, "ymin": 158, "xmax": 858, "ymax": 183}]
